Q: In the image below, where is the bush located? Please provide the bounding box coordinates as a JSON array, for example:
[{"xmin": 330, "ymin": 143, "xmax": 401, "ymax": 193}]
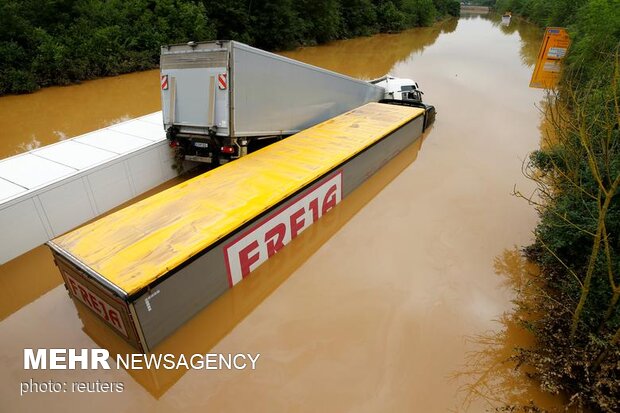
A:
[
  {"xmin": 511, "ymin": 31, "xmax": 620, "ymax": 413},
  {"xmin": 1, "ymin": 0, "xmax": 459, "ymax": 94},
  {"xmin": 341, "ymin": 0, "xmax": 379, "ymax": 37},
  {"xmin": 480, "ymin": 1, "xmax": 620, "ymax": 410}
]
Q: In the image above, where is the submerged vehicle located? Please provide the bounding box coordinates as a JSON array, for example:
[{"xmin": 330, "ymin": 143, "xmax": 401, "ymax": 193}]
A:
[
  {"xmin": 370, "ymin": 75, "xmax": 423, "ymax": 102},
  {"xmin": 161, "ymin": 40, "xmax": 430, "ymax": 165},
  {"xmin": 371, "ymin": 74, "xmax": 436, "ymax": 131},
  {"xmin": 48, "ymin": 40, "xmax": 437, "ymax": 352},
  {"xmin": 48, "ymin": 102, "xmax": 431, "ymax": 352}
]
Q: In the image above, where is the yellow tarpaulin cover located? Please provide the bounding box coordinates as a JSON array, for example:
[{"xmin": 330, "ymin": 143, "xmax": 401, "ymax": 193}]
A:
[{"xmin": 53, "ymin": 103, "xmax": 424, "ymax": 295}]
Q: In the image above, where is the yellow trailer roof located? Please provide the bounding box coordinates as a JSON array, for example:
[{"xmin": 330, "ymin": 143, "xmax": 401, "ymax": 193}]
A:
[{"xmin": 52, "ymin": 103, "xmax": 424, "ymax": 295}]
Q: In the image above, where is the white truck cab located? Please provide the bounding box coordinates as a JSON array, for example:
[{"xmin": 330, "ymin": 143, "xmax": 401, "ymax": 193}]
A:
[{"xmin": 370, "ymin": 75, "xmax": 423, "ymax": 103}]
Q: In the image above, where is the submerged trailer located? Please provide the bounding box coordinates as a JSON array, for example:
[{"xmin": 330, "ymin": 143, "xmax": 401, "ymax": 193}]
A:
[
  {"xmin": 160, "ymin": 40, "xmax": 388, "ymax": 164},
  {"xmin": 48, "ymin": 102, "xmax": 430, "ymax": 352}
]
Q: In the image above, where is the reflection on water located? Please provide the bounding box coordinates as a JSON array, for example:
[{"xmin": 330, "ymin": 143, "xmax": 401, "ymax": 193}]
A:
[
  {"xmin": 0, "ymin": 246, "xmax": 59, "ymax": 322},
  {"xmin": 458, "ymin": 13, "xmax": 543, "ymax": 68},
  {"xmin": 280, "ymin": 19, "xmax": 457, "ymax": 79},
  {"xmin": 489, "ymin": 14, "xmax": 543, "ymax": 67},
  {"xmin": 0, "ymin": 15, "xmax": 559, "ymax": 412},
  {"xmin": 453, "ymin": 248, "xmax": 569, "ymax": 411}
]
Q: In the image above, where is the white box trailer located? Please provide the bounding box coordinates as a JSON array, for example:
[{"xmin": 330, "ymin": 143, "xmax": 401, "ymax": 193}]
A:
[{"xmin": 160, "ymin": 40, "xmax": 385, "ymax": 163}]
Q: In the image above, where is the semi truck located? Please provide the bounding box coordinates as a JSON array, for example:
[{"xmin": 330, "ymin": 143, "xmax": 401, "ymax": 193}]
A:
[{"xmin": 161, "ymin": 40, "xmax": 434, "ymax": 165}]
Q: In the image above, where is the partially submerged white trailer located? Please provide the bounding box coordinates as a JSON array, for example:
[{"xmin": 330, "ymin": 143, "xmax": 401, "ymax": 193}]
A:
[
  {"xmin": 160, "ymin": 40, "xmax": 429, "ymax": 164},
  {"xmin": 0, "ymin": 113, "xmax": 177, "ymax": 265}
]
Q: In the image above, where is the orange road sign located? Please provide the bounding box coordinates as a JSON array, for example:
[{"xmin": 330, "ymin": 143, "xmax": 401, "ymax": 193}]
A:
[{"xmin": 530, "ymin": 27, "xmax": 571, "ymax": 89}]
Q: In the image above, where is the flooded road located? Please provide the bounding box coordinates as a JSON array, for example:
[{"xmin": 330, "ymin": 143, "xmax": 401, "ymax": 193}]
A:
[
  {"xmin": 1, "ymin": 14, "xmax": 556, "ymax": 412},
  {"xmin": 0, "ymin": 70, "xmax": 161, "ymax": 159}
]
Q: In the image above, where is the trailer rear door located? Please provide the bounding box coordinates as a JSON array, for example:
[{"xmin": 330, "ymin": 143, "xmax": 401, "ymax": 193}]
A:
[{"xmin": 160, "ymin": 44, "xmax": 230, "ymax": 135}]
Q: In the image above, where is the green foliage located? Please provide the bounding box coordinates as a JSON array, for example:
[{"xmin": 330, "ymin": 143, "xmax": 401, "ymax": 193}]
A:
[
  {"xmin": 376, "ymin": 1, "xmax": 408, "ymax": 32},
  {"xmin": 432, "ymin": 0, "xmax": 460, "ymax": 18},
  {"xmin": 495, "ymin": 0, "xmax": 589, "ymax": 27},
  {"xmin": 1, "ymin": 0, "xmax": 460, "ymax": 94},
  {"xmin": 340, "ymin": 0, "xmax": 379, "ymax": 37},
  {"xmin": 248, "ymin": 0, "xmax": 303, "ymax": 50},
  {"xmin": 401, "ymin": 0, "xmax": 438, "ymax": 27},
  {"xmin": 567, "ymin": 0, "xmax": 620, "ymax": 82},
  {"xmin": 446, "ymin": 1, "xmax": 461, "ymax": 17},
  {"xmin": 510, "ymin": 276, "xmax": 620, "ymax": 412},
  {"xmin": 203, "ymin": 0, "xmax": 253, "ymax": 44},
  {"xmin": 294, "ymin": 0, "xmax": 343, "ymax": 44},
  {"xmin": 518, "ymin": 63, "xmax": 620, "ymax": 412},
  {"xmin": 0, "ymin": 0, "xmax": 215, "ymax": 94},
  {"xmin": 506, "ymin": 1, "xmax": 620, "ymax": 410}
]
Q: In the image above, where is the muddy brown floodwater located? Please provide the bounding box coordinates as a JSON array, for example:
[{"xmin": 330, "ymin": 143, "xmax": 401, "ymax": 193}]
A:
[
  {"xmin": 0, "ymin": 70, "xmax": 161, "ymax": 160},
  {"xmin": 1, "ymin": 14, "xmax": 562, "ymax": 412}
]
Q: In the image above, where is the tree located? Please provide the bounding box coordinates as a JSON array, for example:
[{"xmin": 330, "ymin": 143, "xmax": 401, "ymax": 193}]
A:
[
  {"xmin": 0, "ymin": 0, "xmax": 447, "ymax": 94},
  {"xmin": 203, "ymin": 0, "xmax": 253, "ymax": 44},
  {"xmin": 402, "ymin": 0, "xmax": 437, "ymax": 26},
  {"xmin": 294, "ymin": 0, "xmax": 342, "ymax": 44},
  {"xmin": 340, "ymin": 0, "xmax": 378, "ymax": 37},
  {"xmin": 248, "ymin": 0, "xmax": 303, "ymax": 50},
  {"xmin": 375, "ymin": 0, "xmax": 407, "ymax": 32}
]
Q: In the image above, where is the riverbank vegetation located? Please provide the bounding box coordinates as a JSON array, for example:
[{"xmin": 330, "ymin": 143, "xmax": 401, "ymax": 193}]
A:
[
  {"xmin": 488, "ymin": 0, "xmax": 620, "ymax": 411},
  {"xmin": 0, "ymin": 0, "xmax": 459, "ymax": 95}
]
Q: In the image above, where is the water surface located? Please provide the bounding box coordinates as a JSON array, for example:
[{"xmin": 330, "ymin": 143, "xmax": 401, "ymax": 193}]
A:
[{"xmin": 0, "ymin": 15, "xmax": 559, "ymax": 412}]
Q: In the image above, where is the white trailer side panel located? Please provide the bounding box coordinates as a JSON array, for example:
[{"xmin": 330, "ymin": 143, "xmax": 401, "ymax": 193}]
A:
[
  {"xmin": 231, "ymin": 42, "xmax": 384, "ymax": 137},
  {"xmin": 0, "ymin": 112, "xmax": 178, "ymax": 264},
  {"xmin": 160, "ymin": 41, "xmax": 384, "ymax": 139}
]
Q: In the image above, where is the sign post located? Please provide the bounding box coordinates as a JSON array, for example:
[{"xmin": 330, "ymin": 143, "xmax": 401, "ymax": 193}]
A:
[{"xmin": 530, "ymin": 27, "xmax": 571, "ymax": 89}]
